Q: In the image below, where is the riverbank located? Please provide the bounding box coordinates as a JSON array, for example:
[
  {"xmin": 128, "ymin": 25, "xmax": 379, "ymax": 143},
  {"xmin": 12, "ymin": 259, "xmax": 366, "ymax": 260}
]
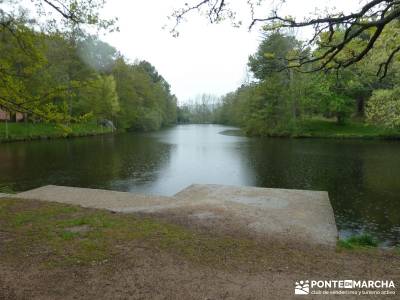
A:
[
  {"xmin": 294, "ymin": 119, "xmax": 400, "ymax": 139},
  {"xmin": 0, "ymin": 198, "xmax": 398, "ymax": 299},
  {"xmin": 0, "ymin": 122, "xmax": 114, "ymax": 143},
  {"xmin": 220, "ymin": 119, "xmax": 400, "ymax": 139}
]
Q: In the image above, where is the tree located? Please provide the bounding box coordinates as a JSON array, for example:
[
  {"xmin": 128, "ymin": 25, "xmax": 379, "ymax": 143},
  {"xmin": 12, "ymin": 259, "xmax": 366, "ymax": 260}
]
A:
[
  {"xmin": 216, "ymin": 29, "xmax": 363, "ymax": 133},
  {"xmin": 76, "ymin": 74, "xmax": 120, "ymax": 121},
  {"xmin": 1, "ymin": 0, "xmax": 116, "ymax": 34},
  {"xmin": 0, "ymin": 2, "xmax": 178, "ymax": 131},
  {"xmin": 112, "ymin": 57, "xmax": 177, "ymax": 131},
  {"xmin": 248, "ymin": 32, "xmax": 302, "ymax": 80},
  {"xmin": 177, "ymin": 94, "xmax": 220, "ymax": 124},
  {"xmin": 244, "ymin": 33, "xmax": 303, "ymax": 132},
  {"xmin": 0, "ymin": 0, "xmax": 116, "ymax": 119},
  {"xmin": 215, "ymin": 85, "xmax": 254, "ymax": 126},
  {"xmin": 170, "ymin": 0, "xmax": 400, "ymax": 78},
  {"xmin": 311, "ymin": 22, "xmax": 400, "ymax": 117},
  {"xmin": 177, "ymin": 105, "xmax": 191, "ymax": 123},
  {"xmin": 0, "ymin": 19, "xmax": 51, "ymax": 119},
  {"xmin": 307, "ymin": 73, "xmax": 354, "ymax": 124}
]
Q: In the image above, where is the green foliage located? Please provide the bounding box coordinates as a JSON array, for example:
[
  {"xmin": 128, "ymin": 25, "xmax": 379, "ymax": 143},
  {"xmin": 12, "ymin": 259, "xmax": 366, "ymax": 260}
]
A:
[
  {"xmin": 0, "ymin": 2, "xmax": 177, "ymax": 134},
  {"xmin": 217, "ymin": 32, "xmax": 303, "ymax": 135},
  {"xmin": 366, "ymin": 87, "xmax": 400, "ymax": 128},
  {"xmin": 294, "ymin": 119, "xmax": 400, "ymax": 139},
  {"xmin": 140, "ymin": 110, "xmax": 163, "ymax": 131},
  {"xmin": 248, "ymin": 32, "xmax": 302, "ymax": 80},
  {"xmin": 112, "ymin": 59, "xmax": 177, "ymax": 131},
  {"xmin": 0, "ymin": 121, "xmax": 112, "ymax": 142},
  {"xmin": 0, "ymin": 19, "xmax": 49, "ymax": 118},
  {"xmin": 75, "ymin": 74, "xmax": 120, "ymax": 121},
  {"xmin": 241, "ymin": 79, "xmax": 294, "ymax": 136},
  {"xmin": 0, "ymin": 185, "xmax": 15, "ymax": 194},
  {"xmin": 303, "ymin": 73, "xmax": 354, "ymax": 124},
  {"xmin": 216, "ymin": 26, "xmax": 400, "ymax": 137},
  {"xmin": 338, "ymin": 234, "xmax": 379, "ymax": 250}
]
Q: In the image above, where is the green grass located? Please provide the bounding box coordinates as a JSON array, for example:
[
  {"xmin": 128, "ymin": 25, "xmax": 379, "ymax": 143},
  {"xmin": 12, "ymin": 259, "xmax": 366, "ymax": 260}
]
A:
[
  {"xmin": 1, "ymin": 198, "xmax": 398, "ymax": 273},
  {"xmin": 0, "ymin": 198, "xmax": 260, "ymax": 268},
  {"xmin": 294, "ymin": 119, "xmax": 400, "ymax": 139},
  {"xmin": 337, "ymin": 234, "xmax": 379, "ymax": 250},
  {"xmin": 0, "ymin": 122, "xmax": 113, "ymax": 142},
  {"xmin": 0, "ymin": 185, "xmax": 15, "ymax": 194}
]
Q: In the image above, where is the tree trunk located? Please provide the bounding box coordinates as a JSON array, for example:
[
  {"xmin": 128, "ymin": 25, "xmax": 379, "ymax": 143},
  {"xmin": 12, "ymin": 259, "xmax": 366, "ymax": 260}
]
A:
[
  {"xmin": 10, "ymin": 112, "xmax": 17, "ymax": 122},
  {"xmin": 336, "ymin": 113, "xmax": 345, "ymax": 125},
  {"xmin": 356, "ymin": 96, "xmax": 365, "ymax": 117}
]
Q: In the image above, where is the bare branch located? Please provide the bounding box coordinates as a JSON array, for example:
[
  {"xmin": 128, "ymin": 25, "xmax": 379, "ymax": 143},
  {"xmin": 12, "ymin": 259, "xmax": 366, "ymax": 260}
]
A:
[
  {"xmin": 169, "ymin": 0, "xmax": 400, "ymax": 77},
  {"xmin": 377, "ymin": 45, "xmax": 400, "ymax": 78}
]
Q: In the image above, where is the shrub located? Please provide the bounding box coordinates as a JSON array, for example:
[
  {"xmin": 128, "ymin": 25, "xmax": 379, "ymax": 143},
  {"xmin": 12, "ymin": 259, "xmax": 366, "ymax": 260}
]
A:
[{"xmin": 366, "ymin": 87, "xmax": 400, "ymax": 128}]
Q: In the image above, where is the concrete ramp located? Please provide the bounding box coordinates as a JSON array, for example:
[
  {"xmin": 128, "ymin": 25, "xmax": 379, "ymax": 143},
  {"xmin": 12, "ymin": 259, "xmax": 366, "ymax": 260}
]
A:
[
  {"xmin": 174, "ymin": 184, "xmax": 337, "ymax": 248},
  {"xmin": 15, "ymin": 185, "xmax": 181, "ymax": 213},
  {"xmin": 14, "ymin": 184, "xmax": 338, "ymax": 248}
]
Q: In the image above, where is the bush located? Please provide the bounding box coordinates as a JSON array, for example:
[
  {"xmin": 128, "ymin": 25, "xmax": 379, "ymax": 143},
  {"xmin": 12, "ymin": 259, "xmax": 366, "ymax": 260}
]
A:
[
  {"xmin": 366, "ymin": 87, "xmax": 400, "ymax": 128},
  {"xmin": 140, "ymin": 110, "xmax": 163, "ymax": 132}
]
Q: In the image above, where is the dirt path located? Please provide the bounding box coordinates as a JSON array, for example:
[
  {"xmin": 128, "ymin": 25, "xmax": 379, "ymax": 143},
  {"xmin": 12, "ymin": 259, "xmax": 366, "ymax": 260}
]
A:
[
  {"xmin": 0, "ymin": 198, "xmax": 399, "ymax": 299},
  {"xmin": 1, "ymin": 242, "xmax": 399, "ymax": 299}
]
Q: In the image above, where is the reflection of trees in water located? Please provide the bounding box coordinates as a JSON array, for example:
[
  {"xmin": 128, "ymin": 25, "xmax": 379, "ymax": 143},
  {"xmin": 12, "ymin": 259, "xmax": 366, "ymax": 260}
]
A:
[
  {"xmin": 243, "ymin": 139, "xmax": 400, "ymax": 245},
  {"xmin": 0, "ymin": 134, "xmax": 172, "ymax": 192},
  {"xmin": 358, "ymin": 144, "xmax": 400, "ymax": 245}
]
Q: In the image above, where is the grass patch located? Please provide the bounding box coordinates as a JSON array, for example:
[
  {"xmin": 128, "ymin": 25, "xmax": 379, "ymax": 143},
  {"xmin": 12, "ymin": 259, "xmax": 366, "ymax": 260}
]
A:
[
  {"xmin": 0, "ymin": 122, "xmax": 113, "ymax": 142},
  {"xmin": 337, "ymin": 234, "xmax": 379, "ymax": 250},
  {"xmin": 0, "ymin": 185, "xmax": 15, "ymax": 194},
  {"xmin": 294, "ymin": 119, "xmax": 400, "ymax": 139},
  {"xmin": 0, "ymin": 198, "xmax": 262, "ymax": 268}
]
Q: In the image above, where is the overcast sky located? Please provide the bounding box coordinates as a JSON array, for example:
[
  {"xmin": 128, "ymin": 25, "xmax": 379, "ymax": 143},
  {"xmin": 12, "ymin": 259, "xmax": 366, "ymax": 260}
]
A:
[{"xmin": 99, "ymin": 0, "xmax": 361, "ymax": 104}]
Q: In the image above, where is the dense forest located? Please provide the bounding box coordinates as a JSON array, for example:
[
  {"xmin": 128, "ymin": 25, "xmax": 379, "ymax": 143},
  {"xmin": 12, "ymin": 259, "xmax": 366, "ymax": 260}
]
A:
[
  {"xmin": 169, "ymin": 0, "xmax": 400, "ymax": 137},
  {"xmin": 209, "ymin": 26, "xmax": 400, "ymax": 136},
  {"xmin": 0, "ymin": 1, "xmax": 177, "ymax": 133},
  {"xmin": 176, "ymin": 27, "xmax": 400, "ymax": 137},
  {"xmin": 2, "ymin": 0, "xmax": 400, "ymax": 138}
]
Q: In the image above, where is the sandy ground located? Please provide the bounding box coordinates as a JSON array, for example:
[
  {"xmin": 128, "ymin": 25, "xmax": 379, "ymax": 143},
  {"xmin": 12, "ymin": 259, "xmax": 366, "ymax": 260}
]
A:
[
  {"xmin": 1, "ymin": 235, "xmax": 399, "ymax": 300},
  {"xmin": 1, "ymin": 208, "xmax": 399, "ymax": 300}
]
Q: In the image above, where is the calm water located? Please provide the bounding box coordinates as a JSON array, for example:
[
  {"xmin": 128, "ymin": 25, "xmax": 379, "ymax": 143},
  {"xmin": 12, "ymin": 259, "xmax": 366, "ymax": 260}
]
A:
[{"xmin": 0, "ymin": 124, "xmax": 399, "ymax": 245}]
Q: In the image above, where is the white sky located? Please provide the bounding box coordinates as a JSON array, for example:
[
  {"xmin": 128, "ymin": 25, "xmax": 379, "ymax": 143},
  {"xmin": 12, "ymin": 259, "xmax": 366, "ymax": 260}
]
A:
[{"xmin": 97, "ymin": 0, "xmax": 361, "ymax": 104}]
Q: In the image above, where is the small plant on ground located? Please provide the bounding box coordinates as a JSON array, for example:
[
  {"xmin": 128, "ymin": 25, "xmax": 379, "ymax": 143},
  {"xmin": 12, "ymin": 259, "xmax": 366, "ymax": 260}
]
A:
[
  {"xmin": 338, "ymin": 234, "xmax": 379, "ymax": 250},
  {"xmin": 0, "ymin": 185, "xmax": 15, "ymax": 194}
]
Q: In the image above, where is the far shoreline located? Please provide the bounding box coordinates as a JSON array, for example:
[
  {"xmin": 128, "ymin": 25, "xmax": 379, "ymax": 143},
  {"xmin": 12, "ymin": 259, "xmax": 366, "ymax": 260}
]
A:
[{"xmin": 218, "ymin": 119, "xmax": 400, "ymax": 140}]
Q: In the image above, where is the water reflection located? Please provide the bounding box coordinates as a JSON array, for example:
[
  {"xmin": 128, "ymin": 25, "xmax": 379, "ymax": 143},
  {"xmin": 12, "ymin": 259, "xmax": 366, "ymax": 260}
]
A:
[
  {"xmin": 127, "ymin": 125, "xmax": 254, "ymax": 195},
  {"xmin": 0, "ymin": 134, "xmax": 172, "ymax": 191},
  {"xmin": 242, "ymin": 138, "xmax": 400, "ymax": 246}
]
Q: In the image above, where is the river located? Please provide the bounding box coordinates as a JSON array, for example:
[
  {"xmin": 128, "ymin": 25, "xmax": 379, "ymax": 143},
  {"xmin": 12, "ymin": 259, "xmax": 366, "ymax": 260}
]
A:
[{"xmin": 0, "ymin": 124, "xmax": 399, "ymax": 245}]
